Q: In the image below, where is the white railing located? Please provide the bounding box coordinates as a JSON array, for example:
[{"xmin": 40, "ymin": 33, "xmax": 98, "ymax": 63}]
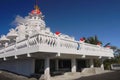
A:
[
  {"xmin": 59, "ymin": 38, "xmax": 78, "ymax": 54},
  {"xmin": 79, "ymin": 42, "xmax": 113, "ymax": 57},
  {"xmin": 0, "ymin": 33, "xmax": 114, "ymax": 58}
]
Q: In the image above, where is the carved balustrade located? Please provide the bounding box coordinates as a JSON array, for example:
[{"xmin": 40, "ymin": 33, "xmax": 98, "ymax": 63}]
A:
[{"xmin": 0, "ymin": 33, "xmax": 114, "ymax": 58}]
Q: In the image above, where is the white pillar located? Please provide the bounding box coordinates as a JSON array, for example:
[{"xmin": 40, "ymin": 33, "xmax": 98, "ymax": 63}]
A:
[
  {"xmin": 56, "ymin": 59, "xmax": 59, "ymax": 71},
  {"xmin": 100, "ymin": 59, "xmax": 104, "ymax": 70},
  {"xmin": 44, "ymin": 58, "xmax": 50, "ymax": 80},
  {"xmin": 71, "ymin": 58, "xmax": 76, "ymax": 72},
  {"xmin": 90, "ymin": 59, "xmax": 94, "ymax": 68}
]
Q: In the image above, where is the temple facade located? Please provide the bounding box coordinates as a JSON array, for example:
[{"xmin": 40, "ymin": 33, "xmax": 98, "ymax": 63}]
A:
[{"xmin": 0, "ymin": 5, "xmax": 114, "ymax": 80}]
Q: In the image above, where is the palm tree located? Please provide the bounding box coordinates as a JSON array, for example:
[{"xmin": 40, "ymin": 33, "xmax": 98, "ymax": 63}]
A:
[
  {"xmin": 84, "ymin": 35, "xmax": 120, "ymax": 69},
  {"xmin": 84, "ymin": 35, "xmax": 102, "ymax": 67},
  {"xmin": 85, "ymin": 35, "xmax": 102, "ymax": 45}
]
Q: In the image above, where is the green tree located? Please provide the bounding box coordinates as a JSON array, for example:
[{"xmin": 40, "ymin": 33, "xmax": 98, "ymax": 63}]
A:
[
  {"xmin": 85, "ymin": 35, "xmax": 102, "ymax": 45},
  {"xmin": 84, "ymin": 35, "xmax": 102, "ymax": 67},
  {"xmin": 104, "ymin": 46, "xmax": 120, "ymax": 69},
  {"xmin": 83, "ymin": 35, "xmax": 119, "ymax": 69}
]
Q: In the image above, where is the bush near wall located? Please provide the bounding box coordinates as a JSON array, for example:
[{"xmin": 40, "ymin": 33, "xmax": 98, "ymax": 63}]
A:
[{"xmin": 103, "ymin": 58, "xmax": 119, "ymax": 70}]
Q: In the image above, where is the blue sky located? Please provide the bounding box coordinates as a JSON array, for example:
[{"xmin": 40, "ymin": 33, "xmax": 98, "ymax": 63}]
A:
[{"xmin": 0, "ymin": 0, "xmax": 120, "ymax": 48}]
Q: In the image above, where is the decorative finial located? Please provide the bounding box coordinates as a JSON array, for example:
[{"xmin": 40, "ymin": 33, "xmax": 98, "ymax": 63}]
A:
[
  {"xmin": 34, "ymin": 0, "xmax": 39, "ymax": 10},
  {"xmin": 31, "ymin": 0, "xmax": 41, "ymax": 14},
  {"xmin": 34, "ymin": 5, "xmax": 39, "ymax": 10}
]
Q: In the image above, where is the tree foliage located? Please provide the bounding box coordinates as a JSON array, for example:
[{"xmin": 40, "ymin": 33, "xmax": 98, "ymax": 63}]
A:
[
  {"xmin": 82, "ymin": 35, "xmax": 120, "ymax": 69},
  {"xmin": 85, "ymin": 35, "xmax": 102, "ymax": 45},
  {"xmin": 83, "ymin": 35, "xmax": 102, "ymax": 67}
]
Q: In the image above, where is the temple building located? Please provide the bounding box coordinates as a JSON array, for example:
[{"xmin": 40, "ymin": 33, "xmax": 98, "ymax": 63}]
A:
[{"xmin": 0, "ymin": 4, "xmax": 114, "ymax": 80}]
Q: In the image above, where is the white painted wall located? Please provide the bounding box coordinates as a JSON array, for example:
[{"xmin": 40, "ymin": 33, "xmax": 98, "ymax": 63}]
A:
[{"xmin": 0, "ymin": 58, "xmax": 35, "ymax": 76}]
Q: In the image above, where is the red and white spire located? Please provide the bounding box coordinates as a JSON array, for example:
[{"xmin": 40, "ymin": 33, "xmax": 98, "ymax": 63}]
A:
[
  {"xmin": 31, "ymin": 5, "xmax": 41, "ymax": 14},
  {"xmin": 31, "ymin": 0, "xmax": 41, "ymax": 15}
]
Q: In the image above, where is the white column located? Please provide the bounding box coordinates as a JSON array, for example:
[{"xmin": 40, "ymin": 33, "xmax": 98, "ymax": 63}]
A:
[
  {"xmin": 90, "ymin": 59, "xmax": 94, "ymax": 68},
  {"xmin": 100, "ymin": 59, "xmax": 104, "ymax": 70},
  {"xmin": 44, "ymin": 58, "xmax": 50, "ymax": 80},
  {"xmin": 57, "ymin": 36, "xmax": 61, "ymax": 57},
  {"xmin": 56, "ymin": 59, "xmax": 59, "ymax": 71},
  {"xmin": 71, "ymin": 58, "xmax": 76, "ymax": 72}
]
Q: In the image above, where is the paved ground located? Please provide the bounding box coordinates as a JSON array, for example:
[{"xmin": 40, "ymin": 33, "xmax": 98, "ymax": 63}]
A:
[
  {"xmin": 0, "ymin": 70, "xmax": 120, "ymax": 80},
  {"xmin": 75, "ymin": 71, "xmax": 120, "ymax": 80},
  {"xmin": 51, "ymin": 71, "xmax": 120, "ymax": 80}
]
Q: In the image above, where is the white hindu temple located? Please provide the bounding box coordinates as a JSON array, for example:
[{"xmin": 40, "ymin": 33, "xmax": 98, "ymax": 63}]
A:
[{"xmin": 0, "ymin": 4, "xmax": 114, "ymax": 80}]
